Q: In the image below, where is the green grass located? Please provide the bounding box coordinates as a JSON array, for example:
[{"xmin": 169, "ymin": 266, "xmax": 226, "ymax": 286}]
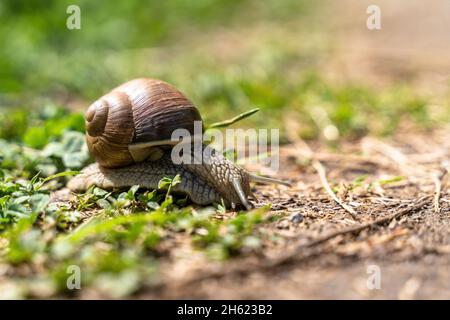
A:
[
  {"xmin": 0, "ymin": 0, "xmax": 317, "ymax": 98},
  {"xmin": 2, "ymin": 0, "xmax": 447, "ymax": 137},
  {"xmin": 0, "ymin": 171, "xmax": 270, "ymax": 297}
]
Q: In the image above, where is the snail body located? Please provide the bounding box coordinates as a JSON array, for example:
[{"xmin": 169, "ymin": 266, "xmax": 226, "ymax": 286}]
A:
[{"xmin": 68, "ymin": 78, "xmax": 290, "ymax": 209}]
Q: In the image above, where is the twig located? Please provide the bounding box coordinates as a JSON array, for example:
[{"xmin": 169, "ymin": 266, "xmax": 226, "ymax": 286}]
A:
[
  {"xmin": 369, "ymin": 197, "xmax": 415, "ymax": 204},
  {"xmin": 433, "ymin": 175, "xmax": 442, "ymax": 213},
  {"xmin": 312, "ymin": 160, "xmax": 359, "ymax": 220},
  {"xmin": 432, "ymin": 169, "xmax": 447, "ymax": 213},
  {"xmin": 282, "ymin": 120, "xmax": 360, "ymax": 220}
]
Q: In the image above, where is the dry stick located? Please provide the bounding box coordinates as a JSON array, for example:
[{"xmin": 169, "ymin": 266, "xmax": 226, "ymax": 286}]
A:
[
  {"xmin": 433, "ymin": 175, "xmax": 442, "ymax": 213},
  {"xmin": 311, "ymin": 160, "xmax": 359, "ymax": 220},
  {"xmin": 283, "ymin": 131, "xmax": 360, "ymax": 220}
]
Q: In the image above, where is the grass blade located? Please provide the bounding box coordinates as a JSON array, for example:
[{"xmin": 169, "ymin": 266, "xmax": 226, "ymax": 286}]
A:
[{"xmin": 207, "ymin": 108, "xmax": 260, "ymax": 129}]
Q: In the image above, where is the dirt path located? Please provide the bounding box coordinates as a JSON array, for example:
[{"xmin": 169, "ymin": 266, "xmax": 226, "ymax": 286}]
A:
[
  {"xmin": 326, "ymin": 0, "xmax": 450, "ymax": 92},
  {"xmin": 110, "ymin": 128, "xmax": 448, "ymax": 300}
]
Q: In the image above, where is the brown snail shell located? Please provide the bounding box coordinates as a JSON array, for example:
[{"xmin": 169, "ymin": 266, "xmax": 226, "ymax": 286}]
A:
[{"xmin": 85, "ymin": 78, "xmax": 202, "ymax": 168}]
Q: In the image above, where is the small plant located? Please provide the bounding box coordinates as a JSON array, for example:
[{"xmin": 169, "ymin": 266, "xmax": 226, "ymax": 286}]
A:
[
  {"xmin": 0, "ymin": 171, "xmax": 77, "ymax": 228},
  {"xmin": 193, "ymin": 205, "xmax": 270, "ymax": 260}
]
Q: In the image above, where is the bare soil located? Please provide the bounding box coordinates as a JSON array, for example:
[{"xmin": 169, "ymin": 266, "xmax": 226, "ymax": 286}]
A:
[{"xmin": 110, "ymin": 129, "xmax": 449, "ymax": 300}]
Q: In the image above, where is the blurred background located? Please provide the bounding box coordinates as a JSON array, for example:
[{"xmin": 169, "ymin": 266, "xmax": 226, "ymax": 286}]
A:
[
  {"xmin": 1, "ymin": 0, "xmax": 450, "ymax": 144},
  {"xmin": 1, "ymin": 0, "xmax": 450, "ymax": 300}
]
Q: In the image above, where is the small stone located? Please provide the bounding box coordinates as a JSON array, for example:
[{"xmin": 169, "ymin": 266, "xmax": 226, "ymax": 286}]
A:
[
  {"xmin": 277, "ymin": 219, "xmax": 290, "ymax": 229},
  {"xmin": 289, "ymin": 213, "xmax": 304, "ymax": 224}
]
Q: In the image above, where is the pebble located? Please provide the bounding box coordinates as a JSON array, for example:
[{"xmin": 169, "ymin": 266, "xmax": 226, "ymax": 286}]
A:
[{"xmin": 289, "ymin": 213, "xmax": 304, "ymax": 224}]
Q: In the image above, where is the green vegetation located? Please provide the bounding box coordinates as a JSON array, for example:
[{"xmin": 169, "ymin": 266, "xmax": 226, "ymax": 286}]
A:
[
  {"xmin": 2, "ymin": 0, "xmax": 446, "ymax": 137},
  {"xmin": 1, "ymin": 163, "xmax": 270, "ymax": 297}
]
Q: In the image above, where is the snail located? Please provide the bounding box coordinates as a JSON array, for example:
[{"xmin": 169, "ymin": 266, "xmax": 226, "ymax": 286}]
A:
[{"xmin": 67, "ymin": 78, "xmax": 290, "ymax": 210}]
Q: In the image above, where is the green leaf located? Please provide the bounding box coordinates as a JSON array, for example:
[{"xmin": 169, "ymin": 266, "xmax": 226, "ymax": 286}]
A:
[
  {"xmin": 41, "ymin": 131, "xmax": 89, "ymax": 169},
  {"xmin": 13, "ymin": 195, "xmax": 30, "ymax": 205},
  {"xmin": 143, "ymin": 190, "xmax": 157, "ymax": 202},
  {"xmin": 92, "ymin": 187, "xmax": 109, "ymax": 198},
  {"xmin": 117, "ymin": 192, "xmax": 128, "ymax": 201},
  {"xmin": 62, "ymin": 153, "xmax": 86, "ymax": 168},
  {"xmin": 30, "ymin": 194, "xmax": 50, "ymax": 213},
  {"xmin": 5, "ymin": 209, "xmax": 29, "ymax": 219},
  {"xmin": 172, "ymin": 174, "xmax": 181, "ymax": 187},
  {"xmin": 97, "ymin": 198, "xmax": 112, "ymax": 209},
  {"xmin": 147, "ymin": 201, "xmax": 160, "ymax": 210},
  {"xmin": 352, "ymin": 174, "xmax": 368, "ymax": 185},
  {"xmin": 160, "ymin": 195, "xmax": 173, "ymax": 209},
  {"xmin": 127, "ymin": 185, "xmax": 140, "ymax": 200},
  {"xmin": 23, "ymin": 126, "xmax": 48, "ymax": 149},
  {"xmin": 30, "ymin": 172, "xmax": 41, "ymax": 186},
  {"xmin": 158, "ymin": 177, "xmax": 172, "ymax": 189},
  {"xmin": 143, "ymin": 231, "xmax": 161, "ymax": 249},
  {"xmin": 216, "ymin": 203, "xmax": 226, "ymax": 214}
]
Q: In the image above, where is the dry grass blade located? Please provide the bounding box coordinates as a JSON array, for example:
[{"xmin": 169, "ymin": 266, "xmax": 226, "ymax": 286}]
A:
[
  {"xmin": 312, "ymin": 159, "xmax": 359, "ymax": 220},
  {"xmin": 432, "ymin": 168, "xmax": 447, "ymax": 213},
  {"xmin": 283, "ymin": 115, "xmax": 360, "ymax": 220}
]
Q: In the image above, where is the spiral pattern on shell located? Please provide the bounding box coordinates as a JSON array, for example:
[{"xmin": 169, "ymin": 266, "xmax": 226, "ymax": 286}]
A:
[{"xmin": 84, "ymin": 78, "xmax": 203, "ymax": 168}]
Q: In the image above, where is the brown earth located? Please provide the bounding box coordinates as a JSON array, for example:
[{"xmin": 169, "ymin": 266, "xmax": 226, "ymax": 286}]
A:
[{"xmin": 108, "ymin": 129, "xmax": 449, "ymax": 300}]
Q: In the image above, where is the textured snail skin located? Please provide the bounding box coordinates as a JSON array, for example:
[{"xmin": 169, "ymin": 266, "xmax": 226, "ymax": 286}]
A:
[{"xmin": 67, "ymin": 145, "xmax": 253, "ymax": 208}]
